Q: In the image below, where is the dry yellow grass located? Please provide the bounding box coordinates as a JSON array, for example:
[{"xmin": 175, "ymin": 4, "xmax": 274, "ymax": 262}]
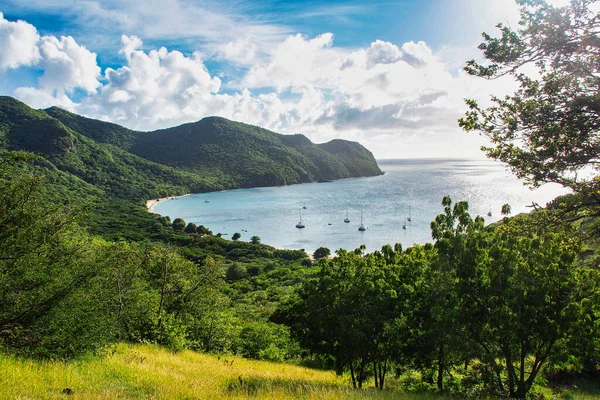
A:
[{"xmin": 0, "ymin": 343, "xmax": 443, "ymax": 399}]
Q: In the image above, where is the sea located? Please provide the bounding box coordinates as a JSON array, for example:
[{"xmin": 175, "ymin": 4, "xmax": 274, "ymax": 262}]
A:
[{"xmin": 153, "ymin": 159, "xmax": 568, "ymax": 253}]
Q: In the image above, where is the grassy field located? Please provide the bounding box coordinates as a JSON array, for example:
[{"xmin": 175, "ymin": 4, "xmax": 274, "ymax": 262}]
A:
[
  {"xmin": 0, "ymin": 343, "xmax": 449, "ymax": 399},
  {"xmin": 1, "ymin": 343, "xmax": 598, "ymax": 399}
]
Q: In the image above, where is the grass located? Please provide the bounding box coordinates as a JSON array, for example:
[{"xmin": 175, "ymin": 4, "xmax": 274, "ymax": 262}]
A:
[
  {"xmin": 1, "ymin": 343, "xmax": 598, "ymax": 399},
  {"xmin": 0, "ymin": 343, "xmax": 448, "ymax": 399}
]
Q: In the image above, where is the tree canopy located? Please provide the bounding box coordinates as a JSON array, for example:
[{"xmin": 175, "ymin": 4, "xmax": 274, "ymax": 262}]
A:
[{"xmin": 459, "ymin": 0, "xmax": 600, "ymax": 217}]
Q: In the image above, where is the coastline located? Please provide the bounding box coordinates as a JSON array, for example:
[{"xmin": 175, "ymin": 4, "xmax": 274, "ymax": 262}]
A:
[{"xmin": 146, "ymin": 194, "xmax": 190, "ymax": 213}]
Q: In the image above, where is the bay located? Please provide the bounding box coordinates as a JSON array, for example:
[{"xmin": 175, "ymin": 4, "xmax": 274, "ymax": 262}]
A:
[{"xmin": 153, "ymin": 159, "xmax": 567, "ymax": 253}]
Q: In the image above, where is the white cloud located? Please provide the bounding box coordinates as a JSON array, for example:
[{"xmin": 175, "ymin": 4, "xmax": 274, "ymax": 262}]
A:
[
  {"xmin": 14, "ymin": 86, "xmax": 77, "ymax": 110},
  {"xmin": 0, "ymin": 12, "xmax": 40, "ymax": 70},
  {"xmin": 80, "ymin": 35, "xmax": 222, "ymax": 128},
  {"xmin": 218, "ymin": 37, "xmax": 258, "ymax": 65},
  {"xmin": 37, "ymin": 35, "xmax": 101, "ymax": 93}
]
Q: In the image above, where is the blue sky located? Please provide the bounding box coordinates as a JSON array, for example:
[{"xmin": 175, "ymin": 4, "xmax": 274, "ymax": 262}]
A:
[{"xmin": 0, "ymin": 0, "xmax": 571, "ymax": 158}]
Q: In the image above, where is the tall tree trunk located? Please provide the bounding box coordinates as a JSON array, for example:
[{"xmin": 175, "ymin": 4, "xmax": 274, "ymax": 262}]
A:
[
  {"xmin": 157, "ymin": 255, "xmax": 169, "ymax": 330},
  {"xmin": 358, "ymin": 358, "xmax": 365, "ymax": 389},
  {"xmin": 378, "ymin": 359, "xmax": 387, "ymax": 390},
  {"xmin": 437, "ymin": 344, "xmax": 445, "ymax": 391},
  {"xmin": 373, "ymin": 361, "xmax": 379, "ymax": 388},
  {"xmin": 349, "ymin": 361, "xmax": 357, "ymax": 389}
]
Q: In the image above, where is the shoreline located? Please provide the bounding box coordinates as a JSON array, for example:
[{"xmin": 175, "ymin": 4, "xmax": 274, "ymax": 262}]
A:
[{"xmin": 146, "ymin": 194, "xmax": 190, "ymax": 213}]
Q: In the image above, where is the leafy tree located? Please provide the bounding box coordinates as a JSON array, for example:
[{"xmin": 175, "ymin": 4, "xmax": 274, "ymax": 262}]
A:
[
  {"xmin": 424, "ymin": 196, "xmax": 483, "ymax": 390},
  {"xmin": 172, "ymin": 218, "xmax": 186, "ymax": 231},
  {"xmin": 431, "ymin": 196, "xmax": 597, "ymax": 398},
  {"xmin": 0, "ymin": 152, "xmax": 110, "ymax": 357},
  {"xmin": 280, "ymin": 247, "xmax": 410, "ymax": 389},
  {"xmin": 197, "ymin": 225, "xmax": 212, "ymax": 235},
  {"xmin": 226, "ymin": 263, "xmax": 247, "ymax": 281},
  {"xmin": 459, "ymin": 215, "xmax": 594, "ymax": 398},
  {"xmin": 459, "ymin": 0, "xmax": 600, "ymax": 217},
  {"xmin": 250, "ymin": 235, "xmax": 261, "ymax": 244},
  {"xmin": 184, "ymin": 222, "xmax": 197, "ymax": 234},
  {"xmin": 231, "ymin": 232, "xmax": 241, "ymax": 241},
  {"xmin": 313, "ymin": 246, "xmax": 331, "ymax": 260}
]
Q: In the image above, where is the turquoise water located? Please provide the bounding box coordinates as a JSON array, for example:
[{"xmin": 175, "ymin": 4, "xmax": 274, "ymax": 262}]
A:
[{"xmin": 153, "ymin": 159, "xmax": 567, "ymax": 253}]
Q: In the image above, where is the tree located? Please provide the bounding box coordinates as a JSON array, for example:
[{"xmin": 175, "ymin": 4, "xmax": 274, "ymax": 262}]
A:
[
  {"xmin": 430, "ymin": 197, "xmax": 596, "ymax": 398},
  {"xmin": 231, "ymin": 232, "xmax": 241, "ymax": 241},
  {"xmin": 425, "ymin": 196, "xmax": 484, "ymax": 391},
  {"xmin": 172, "ymin": 218, "xmax": 186, "ymax": 231},
  {"xmin": 0, "ymin": 152, "xmax": 110, "ymax": 357},
  {"xmin": 459, "ymin": 0, "xmax": 600, "ymax": 217},
  {"xmin": 279, "ymin": 246, "xmax": 411, "ymax": 389},
  {"xmin": 184, "ymin": 222, "xmax": 197, "ymax": 234},
  {"xmin": 250, "ymin": 235, "xmax": 261, "ymax": 244},
  {"xmin": 313, "ymin": 246, "xmax": 331, "ymax": 260},
  {"xmin": 197, "ymin": 225, "xmax": 212, "ymax": 235},
  {"xmin": 225, "ymin": 263, "xmax": 247, "ymax": 281},
  {"xmin": 456, "ymin": 215, "xmax": 593, "ymax": 398}
]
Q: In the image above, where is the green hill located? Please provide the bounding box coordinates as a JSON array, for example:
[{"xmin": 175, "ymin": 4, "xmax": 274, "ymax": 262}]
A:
[{"xmin": 131, "ymin": 116, "xmax": 382, "ymax": 188}]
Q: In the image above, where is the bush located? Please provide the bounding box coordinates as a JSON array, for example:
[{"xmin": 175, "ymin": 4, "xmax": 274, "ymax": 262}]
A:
[{"xmin": 172, "ymin": 218, "xmax": 186, "ymax": 231}]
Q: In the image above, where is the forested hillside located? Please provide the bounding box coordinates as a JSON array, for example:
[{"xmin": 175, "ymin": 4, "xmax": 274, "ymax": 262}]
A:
[{"xmin": 5, "ymin": 98, "xmax": 381, "ymax": 193}]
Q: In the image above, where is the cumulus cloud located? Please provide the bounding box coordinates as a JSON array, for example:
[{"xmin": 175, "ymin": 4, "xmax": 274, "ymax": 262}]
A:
[
  {"xmin": 14, "ymin": 86, "xmax": 77, "ymax": 110},
  {"xmin": 1, "ymin": 12, "xmax": 101, "ymax": 108},
  {"xmin": 0, "ymin": 12, "xmax": 40, "ymax": 69},
  {"xmin": 80, "ymin": 35, "xmax": 222, "ymax": 128},
  {"xmin": 37, "ymin": 35, "xmax": 101, "ymax": 93}
]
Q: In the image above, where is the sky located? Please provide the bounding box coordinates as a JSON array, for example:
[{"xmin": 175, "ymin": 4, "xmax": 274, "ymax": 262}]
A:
[{"xmin": 0, "ymin": 0, "xmax": 572, "ymax": 159}]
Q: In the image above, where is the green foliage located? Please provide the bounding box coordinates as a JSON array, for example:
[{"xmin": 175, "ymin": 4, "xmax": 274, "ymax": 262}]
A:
[
  {"xmin": 173, "ymin": 218, "xmax": 186, "ymax": 231},
  {"xmin": 232, "ymin": 232, "xmax": 241, "ymax": 241},
  {"xmin": 313, "ymin": 247, "xmax": 331, "ymax": 260},
  {"xmin": 226, "ymin": 263, "xmax": 247, "ymax": 281},
  {"xmin": 250, "ymin": 235, "xmax": 261, "ymax": 244},
  {"xmin": 184, "ymin": 222, "xmax": 197, "ymax": 234},
  {"xmin": 459, "ymin": 0, "xmax": 600, "ymax": 218},
  {"xmin": 238, "ymin": 322, "xmax": 297, "ymax": 362}
]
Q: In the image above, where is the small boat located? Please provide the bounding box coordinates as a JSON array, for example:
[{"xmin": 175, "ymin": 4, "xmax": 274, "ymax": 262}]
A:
[
  {"xmin": 303, "ymin": 206, "xmax": 307, "ymax": 209},
  {"xmin": 402, "ymin": 215, "xmax": 407, "ymax": 230},
  {"xmin": 205, "ymin": 199, "xmax": 210, "ymax": 203},
  {"xmin": 328, "ymin": 223, "xmax": 332, "ymax": 226},
  {"xmin": 407, "ymin": 206, "xmax": 412, "ymax": 222},
  {"xmin": 296, "ymin": 209, "xmax": 305, "ymax": 229},
  {"xmin": 487, "ymin": 211, "xmax": 492, "ymax": 217},
  {"xmin": 358, "ymin": 210, "xmax": 367, "ymax": 231},
  {"xmin": 344, "ymin": 210, "xmax": 350, "ymax": 223}
]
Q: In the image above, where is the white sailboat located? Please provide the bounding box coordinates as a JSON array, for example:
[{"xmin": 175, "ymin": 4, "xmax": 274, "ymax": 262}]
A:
[
  {"xmin": 296, "ymin": 209, "xmax": 305, "ymax": 229},
  {"xmin": 407, "ymin": 206, "xmax": 412, "ymax": 222},
  {"xmin": 358, "ymin": 210, "xmax": 367, "ymax": 231},
  {"xmin": 344, "ymin": 210, "xmax": 350, "ymax": 223}
]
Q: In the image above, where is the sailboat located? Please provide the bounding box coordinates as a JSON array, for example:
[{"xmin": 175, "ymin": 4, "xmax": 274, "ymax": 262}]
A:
[
  {"xmin": 358, "ymin": 210, "xmax": 367, "ymax": 231},
  {"xmin": 407, "ymin": 206, "xmax": 412, "ymax": 222},
  {"xmin": 296, "ymin": 209, "xmax": 305, "ymax": 229},
  {"xmin": 402, "ymin": 215, "xmax": 407, "ymax": 230},
  {"xmin": 344, "ymin": 210, "xmax": 350, "ymax": 223}
]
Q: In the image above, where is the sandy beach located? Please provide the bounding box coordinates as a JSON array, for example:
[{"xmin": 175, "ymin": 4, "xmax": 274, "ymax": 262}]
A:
[{"xmin": 146, "ymin": 194, "xmax": 190, "ymax": 213}]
